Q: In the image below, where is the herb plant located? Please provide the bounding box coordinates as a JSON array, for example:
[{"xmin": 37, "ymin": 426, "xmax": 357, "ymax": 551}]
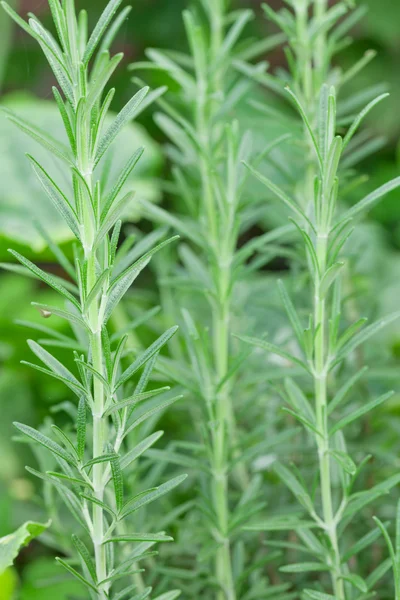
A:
[
  {"xmin": 2, "ymin": 0, "xmax": 400, "ymax": 599},
  {"xmin": 239, "ymin": 0, "xmax": 400, "ymax": 597},
  {"xmin": 1, "ymin": 1, "xmax": 186, "ymax": 598},
  {"xmin": 130, "ymin": 1, "xmax": 294, "ymax": 597}
]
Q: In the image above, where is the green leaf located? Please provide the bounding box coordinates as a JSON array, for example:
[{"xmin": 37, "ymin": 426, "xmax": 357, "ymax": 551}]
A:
[
  {"xmin": 86, "ymin": 52, "xmax": 124, "ymax": 111},
  {"xmin": 245, "ymin": 517, "xmax": 318, "ymax": 532},
  {"xmin": 319, "ymin": 262, "xmax": 344, "ymax": 298},
  {"xmin": 111, "ymin": 456, "xmax": 124, "ymax": 512},
  {"xmin": 280, "ymin": 562, "xmax": 329, "ymax": 573},
  {"xmin": 14, "ymin": 422, "xmax": 76, "ymax": 465},
  {"xmin": 243, "ymin": 161, "xmax": 314, "ymax": 230},
  {"xmin": 277, "ymin": 280, "xmax": 303, "ymax": 344},
  {"xmin": 329, "ymin": 391, "xmax": 393, "ymax": 436},
  {"xmin": 120, "ymin": 474, "xmax": 187, "ymax": 518},
  {"xmin": 285, "ymin": 86, "xmax": 323, "ymax": 173},
  {"xmin": 76, "ymin": 397, "xmax": 87, "ymax": 462},
  {"xmin": 329, "ymin": 450, "xmax": 356, "ymax": 475},
  {"xmin": 120, "ymin": 431, "xmax": 164, "ymax": 471},
  {"xmin": 104, "ymin": 387, "xmax": 170, "ymax": 417},
  {"xmin": 27, "ymin": 339, "xmax": 82, "ymax": 390},
  {"xmin": 80, "ymin": 494, "xmax": 116, "ymax": 519},
  {"xmin": 103, "ymin": 533, "xmax": 173, "ymax": 544},
  {"xmin": 340, "ymin": 573, "xmax": 368, "ymax": 592},
  {"xmin": 117, "ymin": 326, "xmax": 179, "ymax": 390},
  {"xmin": 9, "ymin": 250, "xmax": 79, "ymax": 308},
  {"xmin": 328, "ymin": 366, "xmax": 368, "ymax": 415},
  {"xmin": 274, "ymin": 462, "xmax": 313, "ymax": 513},
  {"xmin": 31, "ymin": 303, "xmax": 89, "ymax": 331},
  {"xmin": 83, "ymin": 0, "xmax": 124, "ymax": 64},
  {"xmin": 342, "ymin": 93, "xmax": 389, "ymax": 150},
  {"xmin": 1, "ymin": 107, "xmax": 72, "ymax": 164},
  {"xmin": 83, "ymin": 453, "xmax": 119, "ymax": 469},
  {"xmin": 333, "ymin": 311, "xmax": 400, "ymax": 365},
  {"xmin": 104, "ymin": 237, "xmax": 178, "ymax": 324},
  {"xmin": 95, "ymin": 87, "xmax": 149, "ymax": 166},
  {"xmin": 343, "ymin": 524, "xmax": 385, "ymax": 562},
  {"xmin": 83, "ymin": 268, "xmax": 110, "ymax": 314},
  {"xmin": 303, "ymin": 592, "xmax": 335, "ymax": 600},
  {"xmin": 71, "ymin": 535, "xmax": 97, "ymax": 583},
  {"xmin": 101, "ymin": 147, "xmax": 144, "ymax": 221},
  {"xmin": 55, "ymin": 557, "xmax": 98, "ymax": 592},
  {"xmin": 46, "ymin": 471, "xmax": 93, "ymax": 490},
  {"xmin": 27, "ymin": 155, "xmax": 81, "ymax": 241},
  {"xmin": 372, "ymin": 517, "xmax": 397, "ymax": 574},
  {"xmin": 0, "ymin": 521, "xmax": 50, "ymax": 574},
  {"xmin": 235, "ymin": 334, "xmax": 310, "ymax": 372},
  {"xmin": 123, "ymin": 396, "xmax": 182, "ymax": 440},
  {"xmin": 152, "ymin": 592, "xmax": 181, "ymax": 600},
  {"xmin": 340, "ymin": 176, "xmax": 400, "ymax": 223}
]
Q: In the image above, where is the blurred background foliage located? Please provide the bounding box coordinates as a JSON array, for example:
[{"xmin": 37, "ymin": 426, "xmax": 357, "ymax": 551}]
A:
[{"xmin": 1, "ymin": 0, "xmax": 400, "ymax": 597}]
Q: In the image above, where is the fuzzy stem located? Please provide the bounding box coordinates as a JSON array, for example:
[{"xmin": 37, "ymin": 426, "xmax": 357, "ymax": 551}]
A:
[
  {"xmin": 87, "ymin": 229, "xmax": 108, "ymax": 599},
  {"xmin": 314, "ymin": 235, "xmax": 346, "ymax": 599},
  {"xmin": 194, "ymin": 4, "xmax": 237, "ymax": 597}
]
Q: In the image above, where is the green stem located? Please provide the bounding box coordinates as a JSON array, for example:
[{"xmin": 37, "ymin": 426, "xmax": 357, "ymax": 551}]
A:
[
  {"xmin": 87, "ymin": 253, "xmax": 108, "ymax": 599},
  {"xmin": 314, "ymin": 235, "xmax": 345, "ymax": 599},
  {"xmin": 194, "ymin": 5, "xmax": 236, "ymax": 597}
]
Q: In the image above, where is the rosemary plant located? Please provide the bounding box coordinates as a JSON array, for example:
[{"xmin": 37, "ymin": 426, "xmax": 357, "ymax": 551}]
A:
[
  {"xmin": 129, "ymin": 1, "xmax": 292, "ymax": 597},
  {"xmin": 1, "ymin": 1, "xmax": 186, "ymax": 598},
  {"xmin": 238, "ymin": 1, "xmax": 400, "ymax": 597}
]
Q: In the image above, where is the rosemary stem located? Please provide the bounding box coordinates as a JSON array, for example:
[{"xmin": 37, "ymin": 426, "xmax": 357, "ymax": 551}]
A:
[
  {"xmin": 314, "ymin": 234, "xmax": 345, "ymax": 599},
  {"xmin": 88, "ymin": 252, "xmax": 108, "ymax": 597},
  {"xmin": 194, "ymin": 4, "xmax": 236, "ymax": 596}
]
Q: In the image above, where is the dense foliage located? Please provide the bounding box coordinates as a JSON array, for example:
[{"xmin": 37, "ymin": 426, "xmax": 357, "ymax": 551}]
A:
[{"xmin": 1, "ymin": 1, "xmax": 400, "ymax": 599}]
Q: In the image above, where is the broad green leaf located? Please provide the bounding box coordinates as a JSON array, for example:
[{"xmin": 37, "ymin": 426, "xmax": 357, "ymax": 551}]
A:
[{"xmin": 0, "ymin": 521, "xmax": 50, "ymax": 574}]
